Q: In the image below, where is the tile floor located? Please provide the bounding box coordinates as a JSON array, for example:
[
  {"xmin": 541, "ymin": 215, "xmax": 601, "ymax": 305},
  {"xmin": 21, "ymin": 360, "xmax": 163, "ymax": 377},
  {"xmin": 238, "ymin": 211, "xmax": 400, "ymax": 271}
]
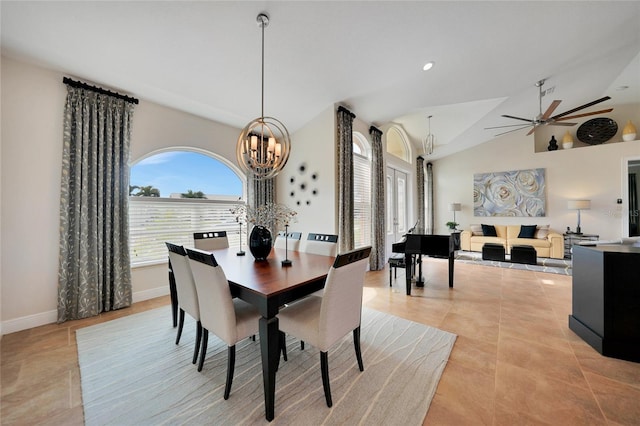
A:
[{"xmin": 2, "ymin": 258, "xmax": 640, "ymax": 425}]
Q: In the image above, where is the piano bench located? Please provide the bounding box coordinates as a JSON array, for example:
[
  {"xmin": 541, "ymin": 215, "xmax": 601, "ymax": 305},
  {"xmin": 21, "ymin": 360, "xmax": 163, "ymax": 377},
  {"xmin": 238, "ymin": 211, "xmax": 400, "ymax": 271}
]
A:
[{"xmin": 388, "ymin": 254, "xmax": 407, "ymax": 287}]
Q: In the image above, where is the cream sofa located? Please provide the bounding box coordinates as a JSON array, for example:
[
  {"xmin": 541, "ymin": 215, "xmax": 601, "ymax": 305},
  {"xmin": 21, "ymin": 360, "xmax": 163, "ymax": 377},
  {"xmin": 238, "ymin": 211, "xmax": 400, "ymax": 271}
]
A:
[{"xmin": 460, "ymin": 224, "xmax": 564, "ymax": 259}]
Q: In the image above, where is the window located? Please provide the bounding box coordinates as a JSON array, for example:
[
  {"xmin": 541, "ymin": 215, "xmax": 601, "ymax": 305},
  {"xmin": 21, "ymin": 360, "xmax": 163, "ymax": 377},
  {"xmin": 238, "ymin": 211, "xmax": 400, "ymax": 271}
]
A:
[
  {"xmin": 386, "ymin": 126, "xmax": 411, "ymax": 162},
  {"xmin": 353, "ymin": 132, "xmax": 371, "ymax": 249},
  {"xmin": 129, "ymin": 150, "xmax": 244, "ymax": 265}
]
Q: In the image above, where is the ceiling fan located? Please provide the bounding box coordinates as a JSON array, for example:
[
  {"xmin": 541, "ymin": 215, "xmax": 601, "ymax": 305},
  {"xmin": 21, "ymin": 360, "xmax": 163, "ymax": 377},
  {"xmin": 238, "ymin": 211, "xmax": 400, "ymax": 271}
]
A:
[{"xmin": 486, "ymin": 79, "xmax": 613, "ymax": 137}]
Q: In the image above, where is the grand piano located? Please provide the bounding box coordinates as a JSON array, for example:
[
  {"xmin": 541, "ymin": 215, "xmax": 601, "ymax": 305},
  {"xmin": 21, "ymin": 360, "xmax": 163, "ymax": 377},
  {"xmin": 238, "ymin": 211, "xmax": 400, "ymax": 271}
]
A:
[{"xmin": 392, "ymin": 228, "xmax": 461, "ymax": 296}]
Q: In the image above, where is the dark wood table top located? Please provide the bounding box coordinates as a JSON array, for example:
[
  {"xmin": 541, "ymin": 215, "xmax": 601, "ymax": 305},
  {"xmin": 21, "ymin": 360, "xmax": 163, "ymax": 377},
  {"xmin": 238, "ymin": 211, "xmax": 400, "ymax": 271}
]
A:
[{"xmin": 210, "ymin": 248, "xmax": 335, "ymax": 314}]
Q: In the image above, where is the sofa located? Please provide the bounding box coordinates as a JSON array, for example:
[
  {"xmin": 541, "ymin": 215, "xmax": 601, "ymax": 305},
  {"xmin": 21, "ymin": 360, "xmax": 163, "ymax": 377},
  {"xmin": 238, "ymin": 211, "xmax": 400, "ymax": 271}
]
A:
[{"xmin": 460, "ymin": 224, "xmax": 564, "ymax": 259}]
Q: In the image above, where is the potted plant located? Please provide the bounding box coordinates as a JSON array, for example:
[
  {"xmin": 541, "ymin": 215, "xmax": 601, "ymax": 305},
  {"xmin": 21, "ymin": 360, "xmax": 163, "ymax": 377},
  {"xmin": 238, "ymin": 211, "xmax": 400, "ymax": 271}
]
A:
[{"xmin": 446, "ymin": 221, "xmax": 459, "ymax": 231}]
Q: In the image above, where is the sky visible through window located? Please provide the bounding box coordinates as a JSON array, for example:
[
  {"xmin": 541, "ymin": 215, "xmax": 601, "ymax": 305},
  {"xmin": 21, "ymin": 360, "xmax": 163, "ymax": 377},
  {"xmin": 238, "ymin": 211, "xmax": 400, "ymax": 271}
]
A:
[{"xmin": 130, "ymin": 151, "xmax": 242, "ymax": 198}]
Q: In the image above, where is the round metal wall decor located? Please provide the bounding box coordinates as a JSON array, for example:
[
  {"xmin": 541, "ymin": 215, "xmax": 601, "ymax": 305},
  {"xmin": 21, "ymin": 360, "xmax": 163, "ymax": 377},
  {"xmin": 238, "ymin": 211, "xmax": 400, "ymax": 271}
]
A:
[{"xmin": 576, "ymin": 118, "xmax": 618, "ymax": 145}]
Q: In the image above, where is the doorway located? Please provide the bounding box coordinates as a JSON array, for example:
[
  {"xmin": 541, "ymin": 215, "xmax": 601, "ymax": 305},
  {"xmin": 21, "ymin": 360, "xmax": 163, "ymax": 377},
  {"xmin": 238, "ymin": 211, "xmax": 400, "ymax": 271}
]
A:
[
  {"xmin": 386, "ymin": 167, "xmax": 408, "ymax": 255},
  {"xmin": 626, "ymin": 158, "xmax": 640, "ymax": 237}
]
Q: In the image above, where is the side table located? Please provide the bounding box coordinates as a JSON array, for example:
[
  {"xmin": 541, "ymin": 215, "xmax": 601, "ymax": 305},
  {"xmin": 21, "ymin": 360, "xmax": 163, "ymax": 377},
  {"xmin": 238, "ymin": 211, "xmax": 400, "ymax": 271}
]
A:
[{"xmin": 564, "ymin": 233, "xmax": 599, "ymax": 259}]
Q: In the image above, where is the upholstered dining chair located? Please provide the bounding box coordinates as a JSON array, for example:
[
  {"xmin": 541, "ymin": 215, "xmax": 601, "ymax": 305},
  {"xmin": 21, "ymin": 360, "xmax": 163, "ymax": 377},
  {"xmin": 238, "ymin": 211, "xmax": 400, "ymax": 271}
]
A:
[
  {"xmin": 277, "ymin": 246, "xmax": 371, "ymax": 407},
  {"xmin": 301, "ymin": 233, "xmax": 339, "ymax": 257},
  {"xmin": 165, "ymin": 242, "xmax": 202, "ymax": 365},
  {"xmin": 185, "ymin": 248, "xmax": 261, "ymax": 400},
  {"xmin": 274, "ymin": 231, "xmax": 303, "ymax": 251},
  {"xmin": 193, "ymin": 231, "xmax": 229, "ymax": 251}
]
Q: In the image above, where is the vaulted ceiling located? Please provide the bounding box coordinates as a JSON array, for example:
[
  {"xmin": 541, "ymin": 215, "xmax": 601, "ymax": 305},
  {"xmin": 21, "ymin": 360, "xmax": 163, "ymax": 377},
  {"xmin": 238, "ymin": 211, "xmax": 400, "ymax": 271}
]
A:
[{"xmin": 2, "ymin": 1, "xmax": 639, "ymax": 159}]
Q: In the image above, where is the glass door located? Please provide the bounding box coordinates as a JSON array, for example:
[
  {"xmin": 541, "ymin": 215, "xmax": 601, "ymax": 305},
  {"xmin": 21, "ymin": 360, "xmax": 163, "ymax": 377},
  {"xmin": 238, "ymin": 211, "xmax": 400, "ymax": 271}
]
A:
[{"xmin": 386, "ymin": 167, "xmax": 408, "ymax": 255}]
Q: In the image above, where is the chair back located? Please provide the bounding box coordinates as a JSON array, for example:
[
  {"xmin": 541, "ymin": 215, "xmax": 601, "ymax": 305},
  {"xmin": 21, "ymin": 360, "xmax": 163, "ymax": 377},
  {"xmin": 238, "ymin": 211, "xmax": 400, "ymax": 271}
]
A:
[
  {"xmin": 318, "ymin": 246, "xmax": 371, "ymax": 349},
  {"xmin": 302, "ymin": 233, "xmax": 339, "ymax": 257},
  {"xmin": 274, "ymin": 231, "xmax": 302, "ymax": 251},
  {"xmin": 185, "ymin": 248, "xmax": 238, "ymax": 346},
  {"xmin": 194, "ymin": 231, "xmax": 229, "ymax": 250},
  {"xmin": 165, "ymin": 242, "xmax": 199, "ymax": 320}
]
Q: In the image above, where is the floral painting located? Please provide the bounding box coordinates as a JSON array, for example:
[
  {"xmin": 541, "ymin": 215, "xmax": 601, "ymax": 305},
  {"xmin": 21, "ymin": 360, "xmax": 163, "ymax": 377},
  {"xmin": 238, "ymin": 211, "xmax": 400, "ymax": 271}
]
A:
[{"xmin": 474, "ymin": 168, "xmax": 546, "ymax": 217}]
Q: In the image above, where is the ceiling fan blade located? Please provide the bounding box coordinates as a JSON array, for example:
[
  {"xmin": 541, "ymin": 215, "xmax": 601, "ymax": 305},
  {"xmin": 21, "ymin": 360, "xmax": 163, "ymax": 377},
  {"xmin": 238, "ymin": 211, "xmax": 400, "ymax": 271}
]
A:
[
  {"xmin": 555, "ymin": 108, "xmax": 613, "ymax": 121},
  {"xmin": 501, "ymin": 114, "xmax": 535, "ymax": 123},
  {"xmin": 526, "ymin": 126, "xmax": 538, "ymax": 136},
  {"xmin": 541, "ymin": 100, "xmax": 562, "ymax": 120},
  {"xmin": 494, "ymin": 125, "xmax": 531, "ymax": 137},
  {"xmin": 551, "ymin": 96, "xmax": 611, "ymax": 120},
  {"xmin": 547, "ymin": 122, "xmax": 576, "ymax": 126},
  {"xmin": 485, "ymin": 123, "xmax": 535, "ymax": 130}
]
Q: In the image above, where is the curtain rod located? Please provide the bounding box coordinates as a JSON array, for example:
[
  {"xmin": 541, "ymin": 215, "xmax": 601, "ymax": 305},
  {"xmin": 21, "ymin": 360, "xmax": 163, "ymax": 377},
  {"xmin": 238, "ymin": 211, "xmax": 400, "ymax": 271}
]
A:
[
  {"xmin": 337, "ymin": 105, "xmax": 355, "ymax": 118},
  {"xmin": 369, "ymin": 125, "xmax": 382, "ymax": 136},
  {"xmin": 63, "ymin": 77, "xmax": 139, "ymax": 104}
]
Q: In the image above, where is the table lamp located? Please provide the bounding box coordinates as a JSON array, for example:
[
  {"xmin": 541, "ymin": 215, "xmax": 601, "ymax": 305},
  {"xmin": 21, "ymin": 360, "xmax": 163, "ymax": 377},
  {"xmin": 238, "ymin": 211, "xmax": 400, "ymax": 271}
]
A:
[
  {"xmin": 448, "ymin": 203, "xmax": 461, "ymax": 227},
  {"xmin": 568, "ymin": 200, "xmax": 590, "ymax": 234}
]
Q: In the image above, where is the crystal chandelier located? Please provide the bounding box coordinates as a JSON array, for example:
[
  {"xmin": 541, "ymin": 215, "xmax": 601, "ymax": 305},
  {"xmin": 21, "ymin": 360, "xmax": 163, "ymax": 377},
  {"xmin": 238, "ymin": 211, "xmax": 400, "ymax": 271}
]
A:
[
  {"xmin": 236, "ymin": 13, "xmax": 291, "ymax": 180},
  {"xmin": 422, "ymin": 115, "xmax": 435, "ymax": 155}
]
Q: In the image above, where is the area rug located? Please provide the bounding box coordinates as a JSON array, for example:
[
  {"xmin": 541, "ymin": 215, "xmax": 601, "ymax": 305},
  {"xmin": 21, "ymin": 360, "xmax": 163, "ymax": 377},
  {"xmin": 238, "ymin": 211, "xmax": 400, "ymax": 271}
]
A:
[
  {"xmin": 455, "ymin": 250, "xmax": 572, "ymax": 275},
  {"xmin": 77, "ymin": 306, "xmax": 456, "ymax": 425}
]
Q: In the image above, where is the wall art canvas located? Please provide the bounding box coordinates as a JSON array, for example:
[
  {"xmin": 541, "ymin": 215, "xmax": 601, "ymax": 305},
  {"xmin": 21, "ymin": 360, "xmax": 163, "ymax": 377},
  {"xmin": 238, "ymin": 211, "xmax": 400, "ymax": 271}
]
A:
[{"xmin": 474, "ymin": 168, "xmax": 546, "ymax": 217}]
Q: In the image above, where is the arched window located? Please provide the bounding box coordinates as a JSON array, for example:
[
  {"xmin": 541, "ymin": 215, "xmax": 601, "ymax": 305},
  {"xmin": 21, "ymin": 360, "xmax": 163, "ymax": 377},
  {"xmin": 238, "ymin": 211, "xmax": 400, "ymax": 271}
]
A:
[
  {"xmin": 129, "ymin": 149, "xmax": 244, "ymax": 265},
  {"xmin": 353, "ymin": 132, "xmax": 371, "ymax": 248},
  {"xmin": 386, "ymin": 126, "xmax": 411, "ymax": 162}
]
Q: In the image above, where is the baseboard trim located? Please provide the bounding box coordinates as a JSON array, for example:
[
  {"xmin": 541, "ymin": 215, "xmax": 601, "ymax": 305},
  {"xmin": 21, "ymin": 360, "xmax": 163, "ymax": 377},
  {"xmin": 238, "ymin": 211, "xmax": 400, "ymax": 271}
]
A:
[{"xmin": 1, "ymin": 286, "xmax": 170, "ymax": 335}]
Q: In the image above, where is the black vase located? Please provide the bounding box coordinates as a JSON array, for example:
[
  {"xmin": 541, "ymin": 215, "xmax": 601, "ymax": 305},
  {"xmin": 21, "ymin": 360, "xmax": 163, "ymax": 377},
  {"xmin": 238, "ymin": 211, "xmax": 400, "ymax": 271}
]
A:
[{"xmin": 249, "ymin": 226, "xmax": 272, "ymax": 261}]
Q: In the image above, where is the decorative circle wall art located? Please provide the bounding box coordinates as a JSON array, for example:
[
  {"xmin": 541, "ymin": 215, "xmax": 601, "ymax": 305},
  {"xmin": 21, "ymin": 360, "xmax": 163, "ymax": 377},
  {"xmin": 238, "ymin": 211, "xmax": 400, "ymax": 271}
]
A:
[
  {"xmin": 290, "ymin": 164, "xmax": 319, "ymax": 206},
  {"xmin": 576, "ymin": 118, "xmax": 618, "ymax": 145}
]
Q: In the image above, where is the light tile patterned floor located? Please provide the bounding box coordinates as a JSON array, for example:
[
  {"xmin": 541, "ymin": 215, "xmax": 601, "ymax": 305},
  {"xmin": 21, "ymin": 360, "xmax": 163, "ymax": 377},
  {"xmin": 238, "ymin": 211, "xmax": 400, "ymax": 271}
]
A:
[{"xmin": 2, "ymin": 257, "xmax": 640, "ymax": 425}]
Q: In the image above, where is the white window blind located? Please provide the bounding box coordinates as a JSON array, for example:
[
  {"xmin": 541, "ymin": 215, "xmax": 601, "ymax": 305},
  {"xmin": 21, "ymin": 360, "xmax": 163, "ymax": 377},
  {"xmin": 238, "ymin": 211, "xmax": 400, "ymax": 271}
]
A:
[
  {"xmin": 353, "ymin": 152, "xmax": 372, "ymax": 248},
  {"xmin": 129, "ymin": 197, "xmax": 244, "ymax": 266}
]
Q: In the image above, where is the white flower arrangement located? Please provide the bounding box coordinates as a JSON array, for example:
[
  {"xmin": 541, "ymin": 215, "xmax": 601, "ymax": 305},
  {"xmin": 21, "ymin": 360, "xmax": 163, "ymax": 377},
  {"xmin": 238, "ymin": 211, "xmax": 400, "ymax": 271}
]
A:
[{"xmin": 230, "ymin": 202, "xmax": 297, "ymax": 234}]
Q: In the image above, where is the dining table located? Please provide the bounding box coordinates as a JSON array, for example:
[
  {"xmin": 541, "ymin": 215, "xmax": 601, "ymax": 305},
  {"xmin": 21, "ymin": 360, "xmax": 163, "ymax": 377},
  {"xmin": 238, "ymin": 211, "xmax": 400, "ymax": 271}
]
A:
[{"xmin": 209, "ymin": 247, "xmax": 335, "ymax": 421}]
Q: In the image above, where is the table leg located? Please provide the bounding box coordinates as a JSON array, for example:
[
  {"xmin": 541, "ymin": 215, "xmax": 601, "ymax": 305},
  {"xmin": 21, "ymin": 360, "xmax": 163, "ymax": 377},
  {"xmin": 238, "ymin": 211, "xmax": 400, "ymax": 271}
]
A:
[
  {"xmin": 448, "ymin": 253, "xmax": 455, "ymax": 288},
  {"xmin": 259, "ymin": 316, "xmax": 280, "ymax": 421},
  {"xmin": 416, "ymin": 254, "xmax": 424, "ymax": 287},
  {"xmin": 405, "ymin": 252, "xmax": 412, "ymax": 295}
]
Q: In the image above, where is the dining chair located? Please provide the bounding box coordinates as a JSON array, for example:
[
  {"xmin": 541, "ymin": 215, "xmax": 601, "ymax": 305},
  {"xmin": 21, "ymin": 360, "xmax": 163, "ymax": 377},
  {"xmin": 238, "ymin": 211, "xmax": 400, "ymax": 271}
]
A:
[
  {"xmin": 273, "ymin": 231, "xmax": 302, "ymax": 251},
  {"xmin": 193, "ymin": 231, "xmax": 229, "ymax": 250},
  {"xmin": 185, "ymin": 247, "xmax": 261, "ymax": 399},
  {"xmin": 165, "ymin": 242, "xmax": 202, "ymax": 365},
  {"xmin": 301, "ymin": 233, "xmax": 339, "ymax": 257},
  {"xmin": 277, "ymin": 246, "xmax": 371, "ymax": 407}
]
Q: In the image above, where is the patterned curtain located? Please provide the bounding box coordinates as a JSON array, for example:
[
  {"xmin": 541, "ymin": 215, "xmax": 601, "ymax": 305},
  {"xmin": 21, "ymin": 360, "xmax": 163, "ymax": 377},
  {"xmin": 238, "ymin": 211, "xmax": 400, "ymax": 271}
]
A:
[
  {"xmin": 426, "ymin": 162, "xmax": 434, "ymax": 234},
  {"xmin": 337, "ymin": 106, "xmax": 355, "ymax": 252},
  {"xmin": 369, "ymin": 126, "xmax": 385, "ymax": 270},
  {"xmin": 416, "ymin": 156, "xmax": 425, "ymax": 232},
  {"xmin": 58, "ymin": 84, "xmax": 136, "ymax": 322}
]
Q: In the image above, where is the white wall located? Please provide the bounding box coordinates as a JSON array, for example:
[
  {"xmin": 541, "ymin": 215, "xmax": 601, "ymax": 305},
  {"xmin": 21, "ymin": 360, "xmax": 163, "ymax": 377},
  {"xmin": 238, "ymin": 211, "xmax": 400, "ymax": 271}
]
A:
[
  {"xmin": 433, "ymin": 126, "xmax": 640, "ymax": 240},
  {"xmin": 1, "ymin": 57, "xmax": 65, "ymax": 332},
  {"xmin": 1, "ymin": 56, "xmax": 341, "ymax": 334},
  {"xmin": 276, "ymin": 106, "xmax": 337, "ymax": 234}
]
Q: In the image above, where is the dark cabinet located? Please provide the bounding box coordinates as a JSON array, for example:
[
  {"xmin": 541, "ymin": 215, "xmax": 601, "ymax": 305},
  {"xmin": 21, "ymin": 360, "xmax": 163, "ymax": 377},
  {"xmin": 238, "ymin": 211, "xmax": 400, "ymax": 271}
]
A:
[{"xmin": 569, "ymin": 244, "xmax": 640, "ymax": 363}]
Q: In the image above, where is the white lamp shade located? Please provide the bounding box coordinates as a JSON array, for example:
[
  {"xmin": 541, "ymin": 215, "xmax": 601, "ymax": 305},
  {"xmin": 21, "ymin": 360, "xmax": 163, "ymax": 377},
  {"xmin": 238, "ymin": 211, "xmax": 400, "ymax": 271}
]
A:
[
  {"xmin": 448, "ymin": 203, "xmax": 462, "ymax": 212},
  {"xmin": 567, "ymin": 200, "xmax": 591, "ymax": 210}
]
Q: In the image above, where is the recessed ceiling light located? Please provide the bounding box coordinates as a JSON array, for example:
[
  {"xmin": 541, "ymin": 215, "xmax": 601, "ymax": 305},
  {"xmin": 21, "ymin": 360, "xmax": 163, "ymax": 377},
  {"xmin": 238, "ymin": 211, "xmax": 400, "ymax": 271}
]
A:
[{"xmin": 423, "ymin": 61, "xmax": 435, "ymax": 71}]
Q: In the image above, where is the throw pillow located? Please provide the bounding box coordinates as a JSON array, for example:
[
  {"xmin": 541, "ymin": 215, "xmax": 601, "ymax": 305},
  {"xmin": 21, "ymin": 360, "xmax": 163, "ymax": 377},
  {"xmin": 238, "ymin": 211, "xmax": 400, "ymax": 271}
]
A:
[
  {"xmin": 481, "ymin": 224, "xmax": 497, "ymax": 237},
  {"xmin": 470, "ymin": 224, "xmax": 483, "ymax": 236},
  {"xmin": 535, "ymin": 225, "xmax": 550, "ymax": 239},
  {"xmin": 518, "ymin": 225, "xmax": 537, "ymax": 238}
]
